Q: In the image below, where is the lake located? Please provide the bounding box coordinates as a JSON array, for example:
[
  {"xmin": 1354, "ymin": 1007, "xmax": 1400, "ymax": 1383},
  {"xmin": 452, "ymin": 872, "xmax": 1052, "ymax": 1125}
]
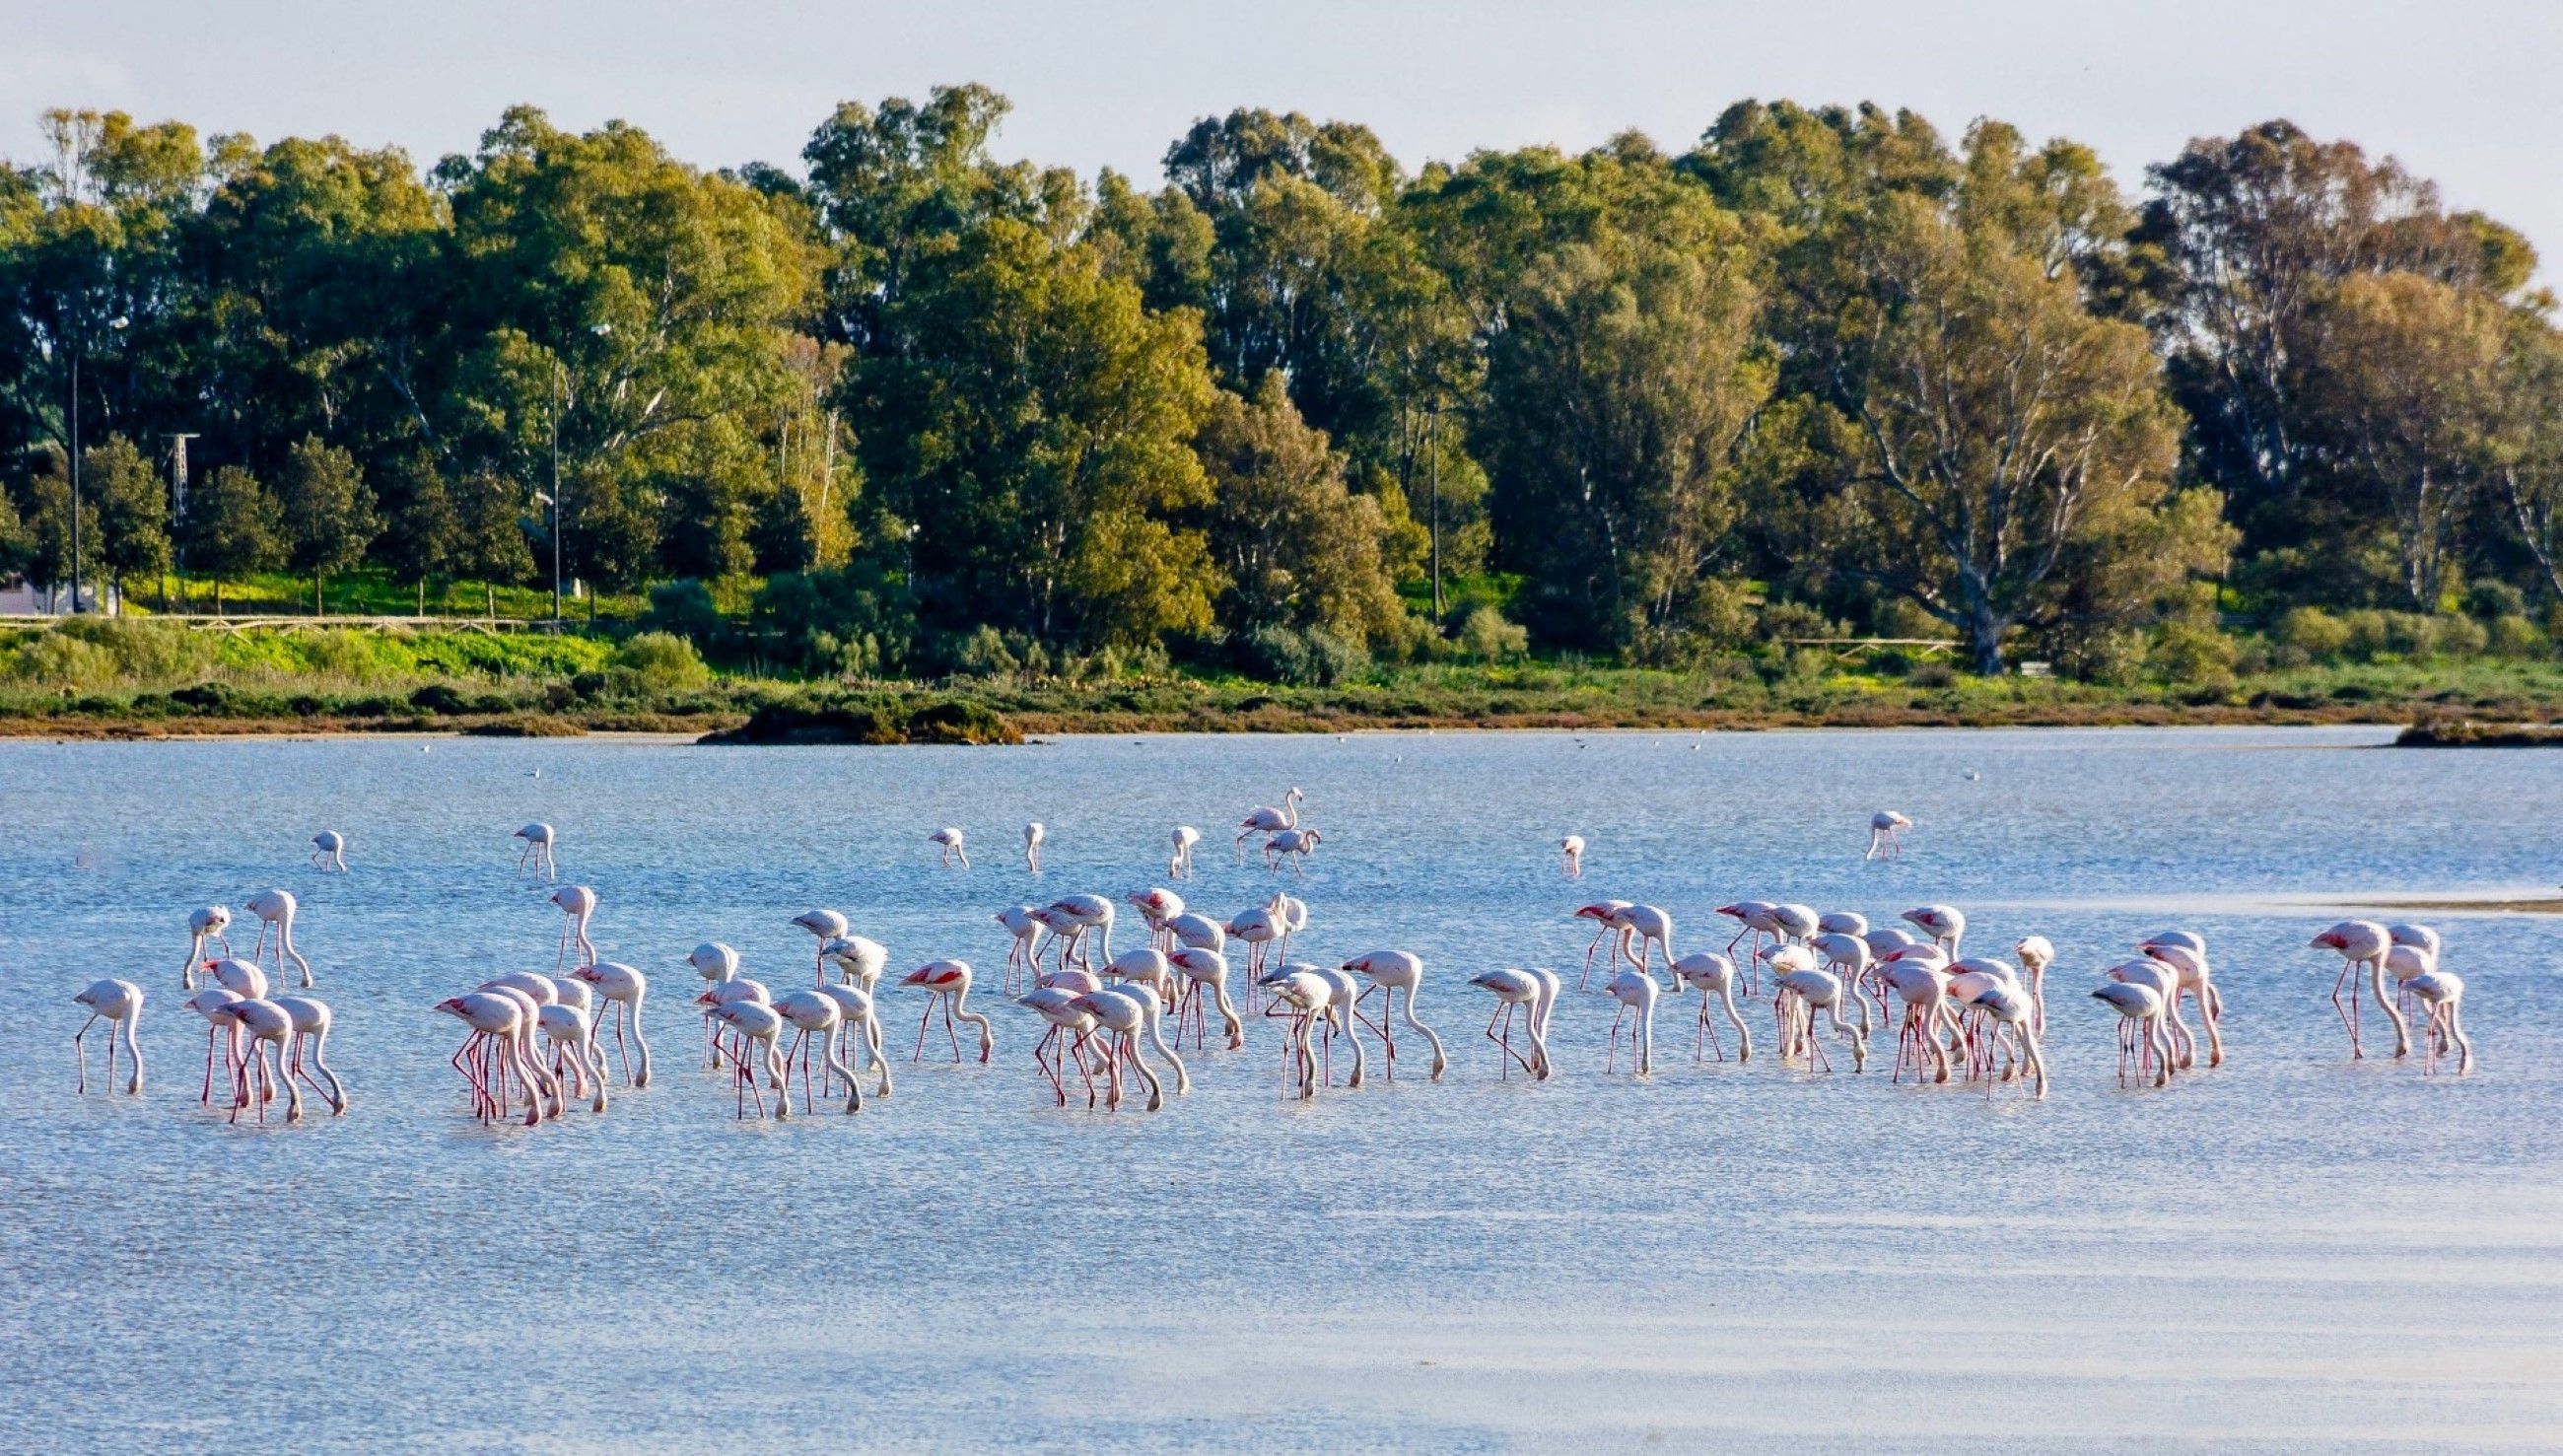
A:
[{"xmin": 2, "ymin": 726, "xmax": 2558, "ymax": 1452}]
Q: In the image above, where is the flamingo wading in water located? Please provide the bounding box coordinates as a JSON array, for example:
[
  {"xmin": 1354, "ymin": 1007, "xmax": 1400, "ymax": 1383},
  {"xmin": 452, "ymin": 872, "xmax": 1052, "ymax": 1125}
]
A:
[
  {"xmin": 311, "ymin": 831, "xmax": 348, "ymax": 872},
  {"xmin": 181, "ymin": 906, "xmax": 233, "ymax": 989},
  {"xmin": 901, "ymin": 960, "xmax": 994, "ymax": 1064},
  {"xmin": 72, "ymin": 979, "xmax": 145, "ymax": 1095},
  {"xmin": 932, "ymin": 827, "xmax": 970, "ymax": 868},
  {"xmin": 514, "ymin": 822, "xmax": 557, "ymax": 879},
  {"xmin": 1236, "ymin": 787, "xmax": 1304, "ymax": 864},
  {"xmin": 245, "ymin": 889, "xmax": 312, "ymax": 988}
]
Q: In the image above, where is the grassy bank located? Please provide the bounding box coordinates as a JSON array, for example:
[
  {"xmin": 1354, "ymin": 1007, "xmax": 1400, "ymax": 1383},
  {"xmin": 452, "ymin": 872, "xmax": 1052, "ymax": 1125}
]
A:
[{"xmin": 9, "ymin": 616, "xmax": 2563, "ymax": 741}]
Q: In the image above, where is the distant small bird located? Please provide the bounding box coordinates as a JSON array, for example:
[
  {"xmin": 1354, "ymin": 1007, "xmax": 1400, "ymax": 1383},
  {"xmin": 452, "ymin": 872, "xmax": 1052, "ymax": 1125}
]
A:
[
  {"xmin": 1560, "ymin": 835, "xmax": 1585, "ymax": 878},
  {"xmin": 310, "ymin": 831, "xmax": 347, "ymax": 872}
]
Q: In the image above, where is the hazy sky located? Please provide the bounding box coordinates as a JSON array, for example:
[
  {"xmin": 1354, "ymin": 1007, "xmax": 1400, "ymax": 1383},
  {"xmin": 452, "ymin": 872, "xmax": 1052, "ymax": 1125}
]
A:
[{"xmin": 6, "ymin": 2, "xmax": 2559, "ymax": 248}]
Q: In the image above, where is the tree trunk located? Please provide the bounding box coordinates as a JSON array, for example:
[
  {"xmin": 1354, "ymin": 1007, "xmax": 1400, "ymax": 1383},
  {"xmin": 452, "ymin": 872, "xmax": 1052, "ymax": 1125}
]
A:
[
  {"xmin": 314, "ymin": 574, "xmax": 324, "ymax": 616},
  {"xmin": 486, "ymin": 582, "xmax": 497, "ymax": 621}
]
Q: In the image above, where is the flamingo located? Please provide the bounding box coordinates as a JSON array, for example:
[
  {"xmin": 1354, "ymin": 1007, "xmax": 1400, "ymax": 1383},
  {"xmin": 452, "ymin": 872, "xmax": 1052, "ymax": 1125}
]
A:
[
  {"xmin": 1671, "ymin": 952, "xmax": 1752, "ymax": 1063},
  {"xmin": 514, "ymin": 822, "xmax": 557, "ymax": 879},
  {"xmin": 2013, "ymin": 936, "xmax": 2055, "ymax": 1035},
  {"xmin": 1573, "ymin": 901, "xmax": 1636, "ymax": 989},
  {"xmin": 1236, "ymin": 787, "xmax": 1304, "ymax": 864},
  {"xmin": 244, "ymin": 888, "xmax": 312, "ymax": 988},
  {"xmin": 1468, "ymin": 967, "xmax": 1559, "ymax": 1079},
  {"xmin": 1342, "ymin": 950, "xmax": 1448, "ymax": 1081},
  {"xmin": 1018, "ymin": 986, "xmax": 1102, "ymax": 1105},
  {"xmin": 1067, "ymin": 988, "xmax": 1165, "ymax": 1111},
  {"xmin": 2093, "ymin": 982, "xmax": 2173, "ymax": 1088},
  {"xmin": 1271, "ymin": 892, "xmax": 1309, "ymax": 962},
  {"xmin": 1023, "ymin": 821, "xmax": 1045, "ymax": 872},
  {"xmin": 547, "ymin": 974, "xmax": 609, "ymax": 1085},
  {"xmin": 180, "ymin": 906, "xmax": 233, "ymax": 989},
  {"xmin": 1168, "ymin": 947, "xmax": 1244, "ymax": 1050},
  {"xmin": 1601, "ymin": 968, "xmax": 1659, "ymax": 1075},
  {"xmin": 900, "ymin": 960, "xmax": 993, "ymax": 1063},
  {"xmin": 537, "ymin": 1004, "xmax": 609, "ymax": 1113},
  {"xmin": 998, "ymin": 906, "xmax": 1046, "ymax": 990},
  {"xmin": 695, "ymin": 977, "xmax": 770, "ymax": 1075},
  {"xmin": 570, "ymin": 961, "xmax": 651, "ymax": 1087},
  {"xmin": 182, "ymin": 988, "xmax": 246, "ymax": 1106},
  {"xmin": 1169, "ymin": 825, "xmax": 1201, "ymax": 879},
  {"xmin": 1772, "ymin": 967, "xmax": 1866, "ymax": 1073},
  {"xmin": 1559, "ymin": 835, "xmax": 1585, "ymax": 878},
  {"xmin": 2138, "ymin": 941, "xmax": 2224, "ymax": 1068},
  {"xmin": 688, "ymin": 941, "xmax": 743, "ymax": 1067},
  {"xmin": 2107, "ymin": 959, "xmax": 2193, "ymax": 1069},
  {"xmin": 1901, "ymin": 905, "xmax": 1966, "ymax": 956},
  {"xmin": 2310, "ymin": 920, "xmax": 2408, "ymax": 1060},
  {"xmin": 1046, "ymin": 895, "xmax": 1116, "ymax": 971},
  {"xmin": 272, "ymin": 995, "xmax": 347, "ymax": 1115},
  {"xmin": 1620, "ymin": 904, "xmax": 1676, "ymax": 980},
  {"xmin": 1227, "ymin": 905, "xmax": 1284, "ymax": 982},
  {"xmin": 2407, "ymin": 971, "xmax": 2472, "ymax": 1075},
  {"xmin": 1811, "ymin": 934, "xmax": 1876, "ymax": 1033},
  {"xmin": 1265, "ymin": 827, "xmax": 1321, "ymax": 874},
  {"xmin": 1128, "ymin": 888, "xmax": 1185, "ymax": 952},
  {"xmin": 552, "ymin": 885, "xmax": 598, "ymax": 972},
  {"xmin": 820, "ymin": 935, "xmax": 888, "ymax": 993},
  {"xmin": 1713, "ymin": 899, "xmax": 1779, "ymax": 964},
  {"xmin": 228, "ymin": 998, "xmax": 302, "ymax": 1123},
  {"xmin": 1882, "ymin": 962, "xmax": 1954, "ymax": 1084},
  {"xmin": 1817, "ymin": 911, "xmax": 1868, "ymax": 937},
  {"xmin": 813, "ymin": 983, "xmax": 893, "ymax": 1099},
  {"xmin": 791, "ymin": 910, "xmax": 851, "ymax": 981},
  {"xmin": 1976, "ymin": 982, "xmax": 2046, "ymax": 1097},
  {"xmin": 434, "ymin": 992, "xmax": 538, "ymax": 1126},
  {"xmin": 704, "ymin": 1000, "xmax": 791, "ymax": 1120},
  {"xmin": 1258, "ymin": 966, "xmax": 1337, "ymax": 1099},
  {"xmin": 772, "ymin": 990, "xmax": 863, "ymax": 1114},
  {"xmin": 310, "ymin": 830, "xmax": 348, "ymax": 872},
  {"xmin": 931, "ymin": 827, "xmax": 970, "ymax": 868},
  {"xmin": 72, "ymin": 979, "xmax": 144, "ymax": 1095},
  {"xmin": 1866, "ymin": 810, "xmax": 1912, "ymax": 861}
]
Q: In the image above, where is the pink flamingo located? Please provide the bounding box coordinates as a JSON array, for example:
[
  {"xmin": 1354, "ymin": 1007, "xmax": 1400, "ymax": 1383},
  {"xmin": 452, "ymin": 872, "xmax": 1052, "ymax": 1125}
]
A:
[
  {"xmin": 2093, "ymin": 982, "xmax": 2172, "ymax": 1088},
  {"xmin": 571, "ymin": 961, "xmax": 651, "ymax": 1087},
  {"xmin": 181, "ymin": 906, "xmax": 233, "ymax": 988},
  {"xmin": 704, "ymin": 1000, "xmax": 791, "ymax": 1120},
  {"xmin": 183, "ymin": 988, "xmax": 246, "ymax": 1105},
  {"xmin": 1866, "ymin": 810, "xmax": 1911, "ymax": 861},
  {"xmin": 228, "ymin": 998, "xmax": 302, "ymax": 1123},
  {"xmin": 311, "ymin": 830, "xmax": 349, "ymax": 872},
  {"xmin": 514, "ymin": 822, "xmax": 557, "ymax": 878},
  {"xmin": 2310, "ymin": 920, "xmax": 2407, "ymax": 1060},
  {"xmin": 812, "ymin": 983, "xmax": 893, "ymax": 1099},
  {"xmin": 1573, "ymin": 900, "xmax": 1636, "ymax": 989},
  {"xmin": 2408, "ymin": 971, "xmax": 2472, "ymax": 1075},
  {"xmin": 2013, "ymin": 936, "xmax": 2055, "ymax": 1035},
  {"xmin": 772, "ymin": 990, "xmax": 864, "ymax": 1114},
  {"xmin": 1901, "ymin": 905, "xmax": 1966, "ymax": 956},
  {"xmin": 1601, "ymin": 967, "xmax": 1659, "ymax": 1075},
  {"xmin": 1046, "ymin": 895, "xmax": 1116, "ymax": 971},
  {"xmin": 1168, "ymin": 946, "xmax": 1244, "ymax": 1050},
  {"xmin": 1342, "ymin": 950, "xmax": 1448, "ymax": 1081},
  {"xmin": 72, "ymin": 979, "xmax": 145, "ymax": 1095},
  {"xmin": 1264, "ymin": 827, "xmax": 1321, "ymax": 874},
  {"xmin": 552, "ymin": 885, "xmax": 598, "ymax": 972},
  {"xmin": 931, "ymin": 827, "xmax": 969, "ymax": 868},
  {"xmin": 1128, "ymin": 888, "xmax": 1185, "ymax": 952},
  {"xmin": 1559, "ymin": 835, "xmax": 1585, "ymax": 877},
  {"xmin": 273, "ymin": 995, "xmax": 347, "ymax": 1115},
  {"xmin": 1671, "ymin": 952, "xmax": 1752, "ymax": 1063},
  {"xmin": 537, "ymin": 1004, "xmax": 608, "ymax": 1113},
  {"xmin": 1235, "ymin": 787, "xmax": 1304, "ymax": 864},
  {"xmin": 1467, "ymin": 967, "xmax": 1558, "ymax": 1079},
  {"xmin": 245, "ymin": 888, "xmax": 312, "ymax": 988},
  {"xmin": 900, "ymin": 960, "xmax": 993, "ymax": 1063},
  {"xmin": 1169, "ymin": 825, "xmax": 1201, "ymax": 879},
  {"xmin": 1882, "ymin": 962, "xmax": 1954, "ymax": 1084},
  {"xmin": 1018, "ymin": 986, "xmax": 1102, "ymax": 1105},
  {"xmin": 998, "ymin": 906, "xmax": 1045, "ymax": 991},
  {"xmin": 792, "ymin": 910, "xmax": 851, "ymax": 982},
  {"xmin": 436, "ymin": 992, "xmax": 534, "ymax": 1124},
  {"xmin": 820, "ymin": 935, "xmax": 887, "ymax": 992}
]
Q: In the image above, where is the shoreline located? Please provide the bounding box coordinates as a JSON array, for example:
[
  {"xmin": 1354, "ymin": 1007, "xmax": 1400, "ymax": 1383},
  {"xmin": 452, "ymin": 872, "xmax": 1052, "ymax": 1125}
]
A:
[{"xmin": 0, "ymin": 702, "xmax": 2452, "ymax": 742}]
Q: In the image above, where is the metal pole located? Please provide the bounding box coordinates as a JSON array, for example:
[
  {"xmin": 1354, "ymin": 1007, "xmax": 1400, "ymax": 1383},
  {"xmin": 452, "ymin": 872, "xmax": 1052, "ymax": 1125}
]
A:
[
  {"xmin": 69, "ymin": 348, "xmax": 82, "ymax": 614},
  {"xmin": 550, "ymin": 364, "xmax": 563, "ymax": 629}
]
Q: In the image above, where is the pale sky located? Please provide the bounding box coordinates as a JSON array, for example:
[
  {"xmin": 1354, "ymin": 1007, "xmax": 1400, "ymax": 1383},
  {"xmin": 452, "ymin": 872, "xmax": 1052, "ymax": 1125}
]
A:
[{"xmin": 6, "ymin": 1, "xmax": 2560, "ymax": 255}]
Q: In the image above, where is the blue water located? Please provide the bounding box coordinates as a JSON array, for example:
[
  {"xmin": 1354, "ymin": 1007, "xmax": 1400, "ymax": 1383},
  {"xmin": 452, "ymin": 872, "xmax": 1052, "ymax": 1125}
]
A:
[{"xmin": 2, "ymin": 726, "xmax": 2558, "ymax": 1452}]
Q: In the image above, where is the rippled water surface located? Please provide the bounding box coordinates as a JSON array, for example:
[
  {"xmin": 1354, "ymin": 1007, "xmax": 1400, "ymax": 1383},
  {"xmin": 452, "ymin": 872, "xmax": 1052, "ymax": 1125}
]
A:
[{"xmin": 4, "ymin": 726, "xmax": 2560, "ymax": 1452}]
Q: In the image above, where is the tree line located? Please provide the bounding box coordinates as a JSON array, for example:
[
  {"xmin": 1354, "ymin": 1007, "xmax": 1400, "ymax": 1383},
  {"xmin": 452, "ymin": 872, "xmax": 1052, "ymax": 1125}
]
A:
[{"xmin": 2, "ymin": 90, "xmax": 2556, "ymax": 676}]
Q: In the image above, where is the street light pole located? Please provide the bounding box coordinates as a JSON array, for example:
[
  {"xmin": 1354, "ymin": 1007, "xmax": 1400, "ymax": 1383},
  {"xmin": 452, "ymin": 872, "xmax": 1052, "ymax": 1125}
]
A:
[
  {"xmin": 68, "ymin": 347, "xmax": 80, "ymax": 615},
  {"xmin": 550, "ymin": 363, "xmax": 563, "ymax": 630}
]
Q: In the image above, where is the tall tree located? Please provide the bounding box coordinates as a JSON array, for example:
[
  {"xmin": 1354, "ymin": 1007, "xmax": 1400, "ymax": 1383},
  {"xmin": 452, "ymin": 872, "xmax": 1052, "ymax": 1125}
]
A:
[
  {"xmin": 183, "ymin": 464, "xmax": 283, "ymax": 612},
  {"xmin": 85, "ymin": 433, "xmax": 170, "ymax": 611},
  {"xmin": 1196, "ymin": 374, "xmax": 1403, "ymax": 645},
  {"xmin": 378, "ymin": 455, "xmax": 460, "ymax": 615},
  {"xmin": 1480, "ymin": 233, "xmax": 1770, "ymax": 653},
  {"xmin": 450, "ymin": 470, "xmax": 533, "ymax": 619},
  {"xmin": 276, "ymin": 435, "xmax": 379, "ymax": 612}
]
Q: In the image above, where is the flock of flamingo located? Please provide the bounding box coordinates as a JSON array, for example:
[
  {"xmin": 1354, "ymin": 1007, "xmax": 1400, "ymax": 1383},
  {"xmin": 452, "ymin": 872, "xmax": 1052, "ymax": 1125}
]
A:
[{"xmin": 65, "ymin": 787, "xmax": 2482, "ymax": 1127}]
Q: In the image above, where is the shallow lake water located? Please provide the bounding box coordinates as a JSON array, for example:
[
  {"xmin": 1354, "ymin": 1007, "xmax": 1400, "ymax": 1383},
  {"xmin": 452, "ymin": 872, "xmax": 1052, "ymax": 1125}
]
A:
[{"xmin": 2, "ymin": 726, "xmax": 2559, "ymax": 1452}]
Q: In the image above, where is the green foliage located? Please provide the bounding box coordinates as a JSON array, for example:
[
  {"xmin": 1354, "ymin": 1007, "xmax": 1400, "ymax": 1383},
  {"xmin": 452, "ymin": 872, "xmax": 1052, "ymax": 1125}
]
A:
[
  {"xmin": 1454, "ymin": 603, "xmax": 1528, "ymax": 660},
  {"xmin": 614, "ymin": 631, "xmax": 711, "ymax": 693},
  {"xmin": 183, "ymin": 466, "xmax": 285, "ymax": 603},
  {"xmin": 53, "ymin": 616, "xmax": 216, "ymax": 680},
  {"xmin": 8, "ymin": 629, "xmax": 119, "ymax": 687},
  {"xmin": 277, "ymin": 436, "xmax": 379, "ymax": 607}
]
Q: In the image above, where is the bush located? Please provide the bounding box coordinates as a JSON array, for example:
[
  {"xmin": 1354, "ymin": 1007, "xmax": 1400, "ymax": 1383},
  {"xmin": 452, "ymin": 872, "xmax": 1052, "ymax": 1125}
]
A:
[
  {"xmin": 954, "ymin": 625, "xmax": 1019, "ymax": 678},
  {"xmin": 2338, "ymin": 609, "xmax": 2393, "ymax": 659},
  {"xmin": 8, "ymin": 632, "xmax": 120, "ymax": 689},
  {"xmin": 299, "ymin": 629, "xmax": 399, "ymax": 682},
  {"xmin": 2465, "ymin": 581, "xmax": 2529, "ymax": 620},
  {"xmin": 907, "ymin": 698, "xmax": 1022, "ymax": 744},
  {"xmin": 1755, "ymin": 599, "xmax": 1834, "ymax": 646},
  {"xmin": 613, "ymin": 632, "xmax": 710, "ymax": 694},
  {"xmin": 1908, "ymin": 660, "xmax": 1959, "ymax": 689},
  {"xmin": 2276, "ymin": 607, "xmax": 2351, "ymax": 660},
  {"xmin": 642, "ymin": 579, "xmax": 725, "ymax": 648},
  {"xmin": 410, "ymin": 683, "xmax": 470, "ymax": 714},
  {"xmin": 2151, "ymin": 622, "xmax": 2238, "ymax": 687},
  {"xmin": 1455, "ymin": 604, "xmax": 1529, "ymax": 661},
  {"xmin": 54, "ymin": 617, "xmax": 218, "ymax": 681},
  {"xmin": 2433, "ymin": 613, "xmax": 2489, "ymax": 659},
  {"xmin": 2489, "ymin": 614, "xmax": 2546, "ymax": 659},
  {"xmin": 1240, "ymin": 625, "xmax": 1366, "ymax": 686}
]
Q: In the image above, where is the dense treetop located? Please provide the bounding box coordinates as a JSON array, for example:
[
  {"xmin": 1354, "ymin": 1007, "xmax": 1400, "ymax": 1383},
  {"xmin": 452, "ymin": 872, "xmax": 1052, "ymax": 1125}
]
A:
[{"xmin": 2, "ymin": 92, "xmax": 2554, "ymax": 679}]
